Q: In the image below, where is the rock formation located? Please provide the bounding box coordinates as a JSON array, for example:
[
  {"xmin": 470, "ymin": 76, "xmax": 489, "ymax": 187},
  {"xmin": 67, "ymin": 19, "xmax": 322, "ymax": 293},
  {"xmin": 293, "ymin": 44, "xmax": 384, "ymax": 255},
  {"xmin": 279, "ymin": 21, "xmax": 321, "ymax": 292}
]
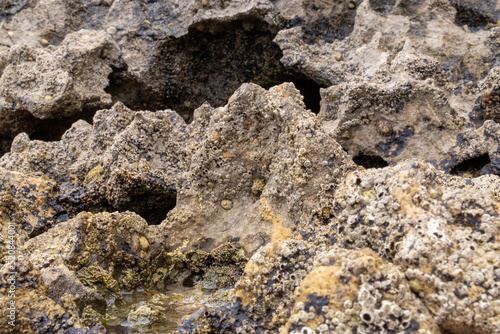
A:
[{"xmin": 1, "ymin": 0, "xmax": 500, "ymax": 333}]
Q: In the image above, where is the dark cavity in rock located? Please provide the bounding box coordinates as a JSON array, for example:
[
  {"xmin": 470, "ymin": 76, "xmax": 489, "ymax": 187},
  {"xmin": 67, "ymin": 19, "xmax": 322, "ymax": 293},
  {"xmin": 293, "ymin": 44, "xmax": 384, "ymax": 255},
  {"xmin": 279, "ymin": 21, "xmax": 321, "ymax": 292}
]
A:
[
  {"xmin": 450, "ymin": 153, "xmax": 491, "ymax": 177},
  {"xmin": 0, "ymin": 109, "xmax": 97, "ymax": 158},
  {"xmin": 30, "ymin": 109, "xmax": 97, "ymax": 142},
  {"xmin": 450, "ymin": 0, "xmax": 497, "ymax": 32},
  {"xmin": 105, "ymin": 68, "xmax": 149, "ymax": 113},
  {"xmin": 262, "ymin": 77, "xmax": 324, "ymax": 115},
  {"xmin": 353, "ymin": 154, "xmax": 389, "ymax": 169},
  {"xmin": 113, "ymin": 187, "xmax": 177, "ymax": 226},
  {"xmin": 290, "ymin": 78, "xmax": 322, "ymax": 115},
  {"xmin": 0, "ymin": 136, "xmax": 11, "ymax": 157},
  {"xmin": 479, "ymin": 158, "xmax": 500, "ymax": 177},
  {"xmin": 148, "ymin": 18, "xmax": 291, "ymax": 121},
  {"xmin": 108, "ymin": 17, "xmax": 324, "ymax": 122}
]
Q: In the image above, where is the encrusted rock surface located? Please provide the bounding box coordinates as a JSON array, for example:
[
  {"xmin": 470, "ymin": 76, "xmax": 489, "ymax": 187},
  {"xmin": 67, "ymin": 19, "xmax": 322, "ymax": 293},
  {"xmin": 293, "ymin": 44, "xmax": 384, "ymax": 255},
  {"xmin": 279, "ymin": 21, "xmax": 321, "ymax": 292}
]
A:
[{"xmin": 1, "ymin": 1, "xmax": 500, "ymax": 334}]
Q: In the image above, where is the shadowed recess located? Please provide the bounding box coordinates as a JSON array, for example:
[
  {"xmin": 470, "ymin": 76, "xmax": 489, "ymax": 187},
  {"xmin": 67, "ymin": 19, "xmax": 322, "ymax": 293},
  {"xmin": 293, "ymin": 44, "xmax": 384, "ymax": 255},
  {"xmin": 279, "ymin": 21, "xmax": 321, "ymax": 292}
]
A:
[
  {"xmin": 108, "ymin": 183, "xmax": 177, "ymax": 226},
  {"xmin": 30, "ymin": 109, "xmax": 97, "ymax": 142},
  {"xmin": 353, "ymin": 154, "xmax": 389, "ymax": 169},
  {"xmin": 108, "ymin": 17, "xmax": 325, "ymax": 122},
  {"xmin": 0, "ymin": 136, "xmax": 11, "ymax": 157},
  {"xmin": 450, "ymin": 153, "xmax": 491, "ymax": 177},
  {"xmin": 291, "ymin": 79, "xmax": 323, "ymax": 115},
  {"xmin": 0, "ymin": 109, "xmax": 97, "ymax": 158},
  {"xmin": 450, "ymin": 0, "xmax": 497, "ymax": 32},
  {"xmin": 122, "ymin": 189, "xmax": 177, "ymax": 226}
]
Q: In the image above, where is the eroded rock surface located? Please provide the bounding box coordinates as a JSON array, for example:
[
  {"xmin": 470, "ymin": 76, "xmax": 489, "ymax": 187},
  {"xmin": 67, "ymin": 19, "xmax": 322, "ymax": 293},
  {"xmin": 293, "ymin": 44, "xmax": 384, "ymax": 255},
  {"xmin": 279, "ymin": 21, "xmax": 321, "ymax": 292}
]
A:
[
  {"xmin": 178, "ymin": 161, "xmax": 500, "ymax": 334},
  {"xmin": 1, "ymin": 0, "xmax": 500, "ymax": 334}
]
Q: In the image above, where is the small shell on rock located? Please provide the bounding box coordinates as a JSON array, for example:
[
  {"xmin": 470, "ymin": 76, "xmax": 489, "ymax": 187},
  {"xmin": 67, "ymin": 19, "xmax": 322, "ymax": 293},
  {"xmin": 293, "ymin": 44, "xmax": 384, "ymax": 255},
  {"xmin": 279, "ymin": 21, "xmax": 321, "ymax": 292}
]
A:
[
  {"xmin": 220, "ymin": 199, "xmax": 233, "ymax": 210},
  {"xmin": 106, "ymin": 26, "xmax": 117, "ymax": 35},
  {"xmin": 139, "ymin": 236, "xmax": 149, "ymax": 250},
  {"xmin": 376, "ymin": 120, "xmax": 393, "ymax": 136}
]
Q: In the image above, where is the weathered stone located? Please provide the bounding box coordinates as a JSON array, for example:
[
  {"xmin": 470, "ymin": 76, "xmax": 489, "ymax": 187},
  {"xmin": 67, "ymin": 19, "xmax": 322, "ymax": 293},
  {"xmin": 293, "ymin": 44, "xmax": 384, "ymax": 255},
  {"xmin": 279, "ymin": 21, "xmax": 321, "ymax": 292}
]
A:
[
  {"xmin": 2, "ymin": 1, "xmax": 500, "ymax": 333},
  {"xmin": 0, "ymin": 30, "xmax": 124, "ymax": 137}
]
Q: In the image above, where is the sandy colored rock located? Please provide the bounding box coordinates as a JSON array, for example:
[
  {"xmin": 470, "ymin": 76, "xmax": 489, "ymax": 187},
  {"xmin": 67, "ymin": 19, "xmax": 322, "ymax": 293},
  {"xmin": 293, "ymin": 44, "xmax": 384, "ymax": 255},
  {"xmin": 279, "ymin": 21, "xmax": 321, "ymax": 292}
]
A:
[{"xmin": 286, "ymin": 248, "xmax": 440, "ymax": 334}]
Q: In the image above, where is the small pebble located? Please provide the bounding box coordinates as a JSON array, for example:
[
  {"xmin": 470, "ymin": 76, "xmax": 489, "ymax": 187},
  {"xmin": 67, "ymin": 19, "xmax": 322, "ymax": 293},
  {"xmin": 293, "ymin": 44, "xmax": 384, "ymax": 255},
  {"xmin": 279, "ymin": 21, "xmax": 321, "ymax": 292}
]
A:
[
  {"xmin": 376, "ymin": 120, "xmax": 393, "ymax": 136},
  {"xmin": 106, "ymin": 27, "xmax": 117, "ymax": 35},
  {"xmin": 221, "ymin": 199, "xmax": 233, "ymax": 210}
]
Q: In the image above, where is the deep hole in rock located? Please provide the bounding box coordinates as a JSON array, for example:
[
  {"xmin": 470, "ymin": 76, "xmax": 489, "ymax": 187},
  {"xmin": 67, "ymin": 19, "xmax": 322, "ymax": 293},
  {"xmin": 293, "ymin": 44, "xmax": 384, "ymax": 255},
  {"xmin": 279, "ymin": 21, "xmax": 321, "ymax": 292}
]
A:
[
  {"xmin": 276, "ymin": 78, "xmax": 323, "ymax": 115},
  {"xmin": 105, "ymin": 66, "xmax": 150, "ymax": 111},
  {"xmin": 182, "ymin": 273, "xmax": 198, "ymax": 288},
  {"xmin": 0, "ymin": 136, "xmax": 11, "ymax": 157},
  {"xmin": 0, "ymin": 109, "xmax": 97, "ymax": 158},
  {"xmin": 107, "ymin": 17, "xmax": 325, "ymax": 122},
  {"xmin": 29, "ymin": 186, "xmax": 175, "ymax": 237},
  {"xmin": 450, "ymin": 1, "xmax": 496, "ymax": 32},
  {"xmin": 450, "ymin": 153, "xmax": 491, "ymax": 177},
  {"xmin": 113, "ymin": 188, "xmax": 177, "ymax": 226},
  {"xmin": 362, "ymin": 312, "xmax": 372, "ymax": 322},
  {"xmin": 30, "ymin": 109, "xmax": 97, "ymax": 142},
  {"xmin": 353, "ymin": 154, "xmax": 389, "ymax": 169}
]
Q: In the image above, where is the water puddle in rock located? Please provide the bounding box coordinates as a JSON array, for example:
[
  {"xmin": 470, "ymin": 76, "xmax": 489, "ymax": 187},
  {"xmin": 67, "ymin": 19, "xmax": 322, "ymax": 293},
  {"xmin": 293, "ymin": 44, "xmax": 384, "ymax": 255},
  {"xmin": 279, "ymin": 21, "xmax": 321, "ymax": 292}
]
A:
[
  {"xmin": 103, "ymin": 282, "xmax": 233, "ymax": 333},
  {"xmin": 104, "ymin": 284, "xmax": 201, "ymax": 333}
]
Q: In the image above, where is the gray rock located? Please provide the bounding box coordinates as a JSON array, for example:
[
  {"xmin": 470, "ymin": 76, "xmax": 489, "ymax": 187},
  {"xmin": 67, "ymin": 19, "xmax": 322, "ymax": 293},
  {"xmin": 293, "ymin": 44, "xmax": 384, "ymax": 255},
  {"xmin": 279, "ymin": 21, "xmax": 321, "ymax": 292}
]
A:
[
  {"xmin": 1, "ymin": 1, "xmax": 500, "ymax": 333},
  {"xmin": 0, "ymin": 29, "xmax": 124, "ymax": 134}
]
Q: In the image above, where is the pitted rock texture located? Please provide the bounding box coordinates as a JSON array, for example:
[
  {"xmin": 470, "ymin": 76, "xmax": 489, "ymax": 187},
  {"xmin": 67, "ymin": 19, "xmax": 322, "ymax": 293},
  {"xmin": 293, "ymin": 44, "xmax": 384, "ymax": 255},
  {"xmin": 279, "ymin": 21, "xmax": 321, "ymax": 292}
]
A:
[
  {"xmin": 178, "ymin": 161, "xmax": 500, "ymax": 334},
  {"xmin": 1, "ymin": 83, "xmax": 354, "ymax": 254},
  {"xmin": 276, "ymin": 0, "xmax": 500, "ymax": 172},
  {"xmin": 1, "ymin": 1, "xmax": 500, "ymax": 334},
  {"xmin": 0, "ymin": 29, "xmax": 124, "ymax": 153},
  {"xmin": 0, "ymin": 29, "xmax": 123, "ymax": 120},
  {"xmin": 285, "ymin": 248, "xmax": 440, "ymax": 333}
]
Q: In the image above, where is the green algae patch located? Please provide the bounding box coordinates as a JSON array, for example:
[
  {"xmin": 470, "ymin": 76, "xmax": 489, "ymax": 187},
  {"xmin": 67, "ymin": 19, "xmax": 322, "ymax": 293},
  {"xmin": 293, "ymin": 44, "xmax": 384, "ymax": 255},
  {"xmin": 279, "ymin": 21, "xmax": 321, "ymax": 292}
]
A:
[
  {"xmin": 151, "ymin": 242, "xmax": 247, "ymax": 291},
  {"xmin": 78, "ymin": 265, "xmax": 121, "ymax": 295}
]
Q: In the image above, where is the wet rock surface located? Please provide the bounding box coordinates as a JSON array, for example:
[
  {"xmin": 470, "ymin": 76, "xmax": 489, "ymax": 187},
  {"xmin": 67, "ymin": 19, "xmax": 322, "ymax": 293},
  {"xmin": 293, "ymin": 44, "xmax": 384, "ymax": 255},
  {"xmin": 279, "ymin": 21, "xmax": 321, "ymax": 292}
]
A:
[{"xmin": 1, "ymin": 0, "xmax": 500, "ymax": 333}]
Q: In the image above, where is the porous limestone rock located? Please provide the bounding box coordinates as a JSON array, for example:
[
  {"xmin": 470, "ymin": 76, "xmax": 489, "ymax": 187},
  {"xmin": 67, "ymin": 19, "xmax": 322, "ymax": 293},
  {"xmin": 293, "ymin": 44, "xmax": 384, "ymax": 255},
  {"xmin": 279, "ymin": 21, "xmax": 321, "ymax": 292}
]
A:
[
  {"xmin": 0, "ymin": 29, "xmax": 124, "ymax": 140},
  {"xmin": 285, "ymin": 248, "xmax": 440, "ymax": 334},
  {"xmin": 275, "ymin": 0, "xmax": 500, "ymax": 172},
  {"xmin": 1, "ymin": 1, "xmax": 500, "ymax": 333},
  {"xmin": 177, "ymin": 160, "xmax": 500, "ymax": 334},
  {"xmin": 0, "ymin": 83, "xmax": 355, "ymax": 255},
  {"xmin": 0, "ymin": 211, "xmax": 151, "ymax": 333},
  {"xmin": 325, "ymin": 161, "xmax": 500, "ymax": 334},
  {"xmin": 162, "ymin": 82, "xmax": 355, "ymax": 255}
]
